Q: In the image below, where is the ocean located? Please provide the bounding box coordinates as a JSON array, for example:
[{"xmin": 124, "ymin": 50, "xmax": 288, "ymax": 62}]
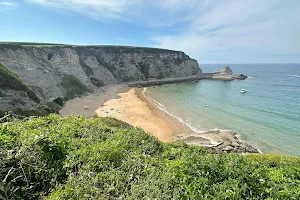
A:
[{"xmin": 145, "ymin": 64, "xmax": 300, "ymax": 157}]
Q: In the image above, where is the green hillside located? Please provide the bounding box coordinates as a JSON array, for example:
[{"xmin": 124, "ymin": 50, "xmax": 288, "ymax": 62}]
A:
[
  {"xmin": 1, "ymin": 115, "xmax": 299, "ymax": 199},
  {"xmin": 0, "ymin": 42, "xmax": 179, "ymax": 52},
  {"xmin": 0, "ymin": 42, "xmax": 67, "ymax": 46}
]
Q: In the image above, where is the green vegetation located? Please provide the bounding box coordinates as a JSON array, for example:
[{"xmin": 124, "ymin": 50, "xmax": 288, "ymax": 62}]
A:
[
  {"xmin": 1, "ymin": 115, "xmax": 299, "ymax": 199},
  {"xmin": 0, "ymin": 42, "xmax": 67, "ymax": 47},
  {"xmin": 0, "ymin": 63, "xmax": 40, "ymax": 103},
  {"xmin": 60, "ymin": 75, "xmax": 91, "ymax": 100},
  {"xmin": 0, "ymin": 42, "xmax": 183, "ymax": 53}
]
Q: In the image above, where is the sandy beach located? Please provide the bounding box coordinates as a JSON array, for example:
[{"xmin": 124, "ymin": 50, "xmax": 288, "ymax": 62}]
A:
[
  {"xmin": 61, "ymin": 85, "xmax": 259, "ymax": 153},
  {"xmin": 95, "ymin": 88, "xmax": 181, "ymax": 142},
  {"xmin": 60, "ymin": 84, "xmax": 129, "ymax": 117}
]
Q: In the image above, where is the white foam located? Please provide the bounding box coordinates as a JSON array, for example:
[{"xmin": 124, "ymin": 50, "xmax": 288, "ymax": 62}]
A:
[
  {"xmin": 146, "ymin": 94, "xmax": 164, "ymax": 107},
  {"xmin": 143, "ymin": 88, "xmax": 215, "ymax": 134},
  {"xmin": 143, "ymin": 88, "xmax": 263, "ymax": 153},
  {"xmin": 143, "ymin": 89, "xmax": 164, "ymax": 107},
  {"xmin": 248, "ymin": 76, "xmax": 254, "ymax": 79},
  {"xmin": 290, "ymin": 74, "xmax": 300, "ymax": 78}
]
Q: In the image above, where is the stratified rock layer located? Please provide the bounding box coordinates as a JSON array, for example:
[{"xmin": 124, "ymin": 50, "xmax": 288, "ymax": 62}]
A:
[{"xmin": 0, "ymin": 44, "xmax": 201, "ymax": 114}]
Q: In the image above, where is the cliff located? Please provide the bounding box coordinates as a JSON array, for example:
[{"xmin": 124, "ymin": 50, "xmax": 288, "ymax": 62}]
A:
[{"xmin": 0, "ymin": 44, "xmax": 201, "ymax": 115}]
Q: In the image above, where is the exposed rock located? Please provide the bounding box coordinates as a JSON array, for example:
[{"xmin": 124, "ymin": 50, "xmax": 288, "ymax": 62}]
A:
[
  {"xmin": 231, "ymin": 142, "xmax": 240, "ymax": 147},
  {"xmin": 218, "ymin": 66, "xmax": 233, "ymax": 76},
  {"xmin": 0, "ymin": 44, "xmax": 201, "ymax": 115},
  {"xmin": 223, "ymin": 145, "xmax": 234, "ymax": 151},
  {"xmin": 178, "ymin": 129, "xmax": 259, "ymax": 154},
  {"xmin": 232, "ymin": 74, "xmax": 248, "ymax": 80},
  {"xmin": 212, "ymin": 66, "xmax": 247, "ymax": 80},
  {"xmin": 0, "ymin": 45, "xmax": 248, "ymax": 116}
]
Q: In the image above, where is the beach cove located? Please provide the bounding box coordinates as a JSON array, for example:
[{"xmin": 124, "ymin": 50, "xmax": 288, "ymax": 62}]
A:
[{"xmin": 60, "ymin": 84, "xmax": 259, "ymax": 154}]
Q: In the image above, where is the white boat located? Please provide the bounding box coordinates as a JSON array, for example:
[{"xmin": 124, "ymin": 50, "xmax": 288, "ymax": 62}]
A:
[{"xmin": 240, "ymin": 89, "xmax": 247, "ymax": 93}]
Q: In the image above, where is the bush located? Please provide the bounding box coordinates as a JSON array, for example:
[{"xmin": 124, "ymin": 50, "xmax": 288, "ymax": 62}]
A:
[{"xmin": 0, "ymin": 115, "xmax": 299, "ymax": 199}]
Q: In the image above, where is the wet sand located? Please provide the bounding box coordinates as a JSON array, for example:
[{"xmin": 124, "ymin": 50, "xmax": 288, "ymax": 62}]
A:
[
  {"xmin": 61, "ymin": 85, "xmax": 259, "ymax": 153},
  {"xmin": 95, "ymin": 88, "xmax": 181, "ymax": 142}
]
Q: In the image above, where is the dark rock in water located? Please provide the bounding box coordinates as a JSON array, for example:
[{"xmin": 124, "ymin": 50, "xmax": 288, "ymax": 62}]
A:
[{"xmin": 232, "ymin": 74, "xmax": 248, "ymax": 80}]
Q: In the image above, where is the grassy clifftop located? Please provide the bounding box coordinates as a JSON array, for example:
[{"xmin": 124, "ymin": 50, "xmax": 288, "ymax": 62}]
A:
[
  {"xmin": 0, "ymin": 42, "xmax": 187, "ymax": 54},
  {"xmin": 1, "ymin": 115, "xmax": 300, "ymax": 199}
]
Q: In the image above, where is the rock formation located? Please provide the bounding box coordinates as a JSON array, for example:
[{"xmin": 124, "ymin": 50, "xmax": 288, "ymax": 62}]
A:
[
  {"xmin": 218, "ymin": 66, "xmax": 233, "ymax": 76},
  {"xmin": 212, "ymin": 66, "xmax": 247, "ymax": 80},
  {"xmin": 0, "ymin": 44, "xmax": 201, "ymax": 115}
]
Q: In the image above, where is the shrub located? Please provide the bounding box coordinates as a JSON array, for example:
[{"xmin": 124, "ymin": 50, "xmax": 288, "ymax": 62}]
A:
[{"xmin": 0, "ymin": 115, "xmax": 299, "ymax": 199}]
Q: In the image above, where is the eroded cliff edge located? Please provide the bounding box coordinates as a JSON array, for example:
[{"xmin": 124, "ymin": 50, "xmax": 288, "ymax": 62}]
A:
[{"xmin": 0, "ymin": 44, "xmax": 201, "ymax": 115}]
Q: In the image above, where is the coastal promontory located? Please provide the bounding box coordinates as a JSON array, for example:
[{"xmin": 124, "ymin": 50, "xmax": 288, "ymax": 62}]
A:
[{"xmin": 0, "ymin": 44, "xmax": 201, "ymax": 116}]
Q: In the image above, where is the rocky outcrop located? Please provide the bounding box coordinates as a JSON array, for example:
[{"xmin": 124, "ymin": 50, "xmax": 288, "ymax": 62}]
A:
[
  {"xmin": 0, "ymin": 44, "xmax": 201, "ymax": 115},
  {"xmin": 231, "ymin": 74, "xmax": 248, "ymax": 80},
  {"xmin": 218, "ymin": 66, "xmax": 233, "ymax": 76},
  {"xmin": 129, "ymin": 66, "xmax": 248, "ymax": 87},
  {"xmin": 180, "ymin": 130, "xmax": 259, "ymax": 154},
  {"xmin": 212, "ymin": 66, "xmax": 247, "ymax": 80}
]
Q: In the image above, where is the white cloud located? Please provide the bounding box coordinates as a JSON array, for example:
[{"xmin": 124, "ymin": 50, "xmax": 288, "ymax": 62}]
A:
[
  {"xmin": 0, "ymin": 1, "xmax": 16, "ymax": 6},
  {"xmin": 151, "ymin": 0, "xmax": 300, "ymax": 62},
  {"xmin": 25, "ymin": 0, "xmax": 127, "ymax": 20},
  {"xmin": 24, "ymin": 0, "xmax": 300, "ymax": 62},
  {"xmin": 25, "ymin": 0, "xmax": 205, "ymax": 26}
]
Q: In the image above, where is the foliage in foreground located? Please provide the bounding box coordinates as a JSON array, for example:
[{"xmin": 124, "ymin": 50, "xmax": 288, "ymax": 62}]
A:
[{"xmin": 0, "ymin": 115, "xmax": 300, "ymax": 199}]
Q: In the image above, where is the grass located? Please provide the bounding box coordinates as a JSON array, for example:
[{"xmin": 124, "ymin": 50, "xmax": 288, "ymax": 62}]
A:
[
  {"xmin": 0, "ymin": 115, "xmax": 299, "ymax": 199},
  {"xmin": 0, "ymin": 42, "xmax": 67, "ymax": 47},
  {"xmin": 0, "ymin": 42, "xmax": 184, "ymax": 53}
]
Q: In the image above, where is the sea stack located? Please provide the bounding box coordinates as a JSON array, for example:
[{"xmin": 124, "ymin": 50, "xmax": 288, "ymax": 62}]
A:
[
  {"xmin": 213, "ymin": 66, "xmax": 247, "ymax": 80},
  {"xmin": 219, "ymin": 66, "xmax": 233, "ymax": 76}
]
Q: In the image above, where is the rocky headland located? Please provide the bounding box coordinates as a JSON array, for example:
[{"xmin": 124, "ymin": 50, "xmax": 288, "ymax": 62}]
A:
[
  {"xmin": 0, "ymin": 44, "xmax": 201, "ymax": 116},
  {"xmin": 212, "ymin": 66, "xmax": 247, "ymax": 80},
  {"xmin": 0, "ymin": 43, "xmax": 257, "ymax": 154},
  {"xmin": 0, "ymin": 44, "xmax": 245, "ymax": 116}
]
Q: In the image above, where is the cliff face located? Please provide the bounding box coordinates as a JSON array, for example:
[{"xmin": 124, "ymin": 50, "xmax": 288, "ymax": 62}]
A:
[{"xmin": 0, "ymin": 44, "xmax": 201, "ymax": 114}]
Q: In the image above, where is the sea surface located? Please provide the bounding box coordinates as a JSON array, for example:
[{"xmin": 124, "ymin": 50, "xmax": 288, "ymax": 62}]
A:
[{"xmin": 145, "ymin": 64, "xmax": 300, "ymax": 156}]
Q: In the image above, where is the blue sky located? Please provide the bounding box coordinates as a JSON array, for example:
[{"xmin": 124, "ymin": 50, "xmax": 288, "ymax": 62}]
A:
[{"xmin": 1, "ymin": 0, "xmax": 300, "ymax": 63}]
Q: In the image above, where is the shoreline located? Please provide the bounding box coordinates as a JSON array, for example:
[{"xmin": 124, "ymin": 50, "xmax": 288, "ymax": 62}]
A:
[
  {"xmin": 87, "ymin": 85, "xmax": 260, "ymax": 154},
  {"xmin": 95, "ymin": 88, "xmax": 176, "ymax": 142},
  {"xmin": 60, "ymin": 83, "xmax": 260, "ymax": 154},
  {"xmin": 142, "ymin": 87, "xmax": 260, "ymax": 154}
]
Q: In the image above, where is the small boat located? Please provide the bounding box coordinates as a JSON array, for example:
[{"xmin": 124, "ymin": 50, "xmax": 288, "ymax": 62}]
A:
[{"xmin": 240, "ymin": 89, "xmax": 247, "ymax": 93}]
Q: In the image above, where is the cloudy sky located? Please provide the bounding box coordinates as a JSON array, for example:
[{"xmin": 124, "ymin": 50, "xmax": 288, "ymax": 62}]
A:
[{"xmin": 1, "ymin": 0, "xmax": 299, "ymax": 63}]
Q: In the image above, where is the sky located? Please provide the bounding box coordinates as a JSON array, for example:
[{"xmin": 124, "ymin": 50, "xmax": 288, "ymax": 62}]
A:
[{"xmin": 0, "ymin": 0, "xmax": 300, "ymax": 63}]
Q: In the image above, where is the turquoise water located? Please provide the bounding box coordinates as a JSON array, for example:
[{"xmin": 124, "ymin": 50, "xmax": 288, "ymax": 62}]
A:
[{"xmin": 146, "ymin": 64, "xmax": 300, "ymax": 156}]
